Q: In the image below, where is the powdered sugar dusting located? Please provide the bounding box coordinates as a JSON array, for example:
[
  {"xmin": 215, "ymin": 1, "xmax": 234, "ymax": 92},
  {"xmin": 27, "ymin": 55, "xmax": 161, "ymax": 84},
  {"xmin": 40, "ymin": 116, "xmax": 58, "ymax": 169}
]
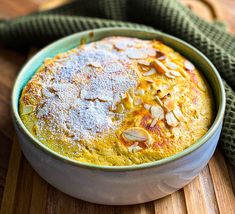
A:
[{"xmin": 34, "ymin": 38, "xmax": 143, "ymax": 144}]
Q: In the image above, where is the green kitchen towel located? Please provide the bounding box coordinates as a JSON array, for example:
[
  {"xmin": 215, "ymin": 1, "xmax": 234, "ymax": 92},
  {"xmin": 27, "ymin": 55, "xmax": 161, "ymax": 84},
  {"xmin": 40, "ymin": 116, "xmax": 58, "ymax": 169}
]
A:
[{"xmin": 0, "ymin": 0, "xmax": 234, "ymax": 165}]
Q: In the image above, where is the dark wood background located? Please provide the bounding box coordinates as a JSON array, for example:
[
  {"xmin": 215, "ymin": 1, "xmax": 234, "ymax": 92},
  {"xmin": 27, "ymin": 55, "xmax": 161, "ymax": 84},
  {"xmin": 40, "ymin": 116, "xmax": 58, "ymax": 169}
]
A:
[{"xmin": 0, "ymin": 0, "xmax": 234, "ymax": 213}]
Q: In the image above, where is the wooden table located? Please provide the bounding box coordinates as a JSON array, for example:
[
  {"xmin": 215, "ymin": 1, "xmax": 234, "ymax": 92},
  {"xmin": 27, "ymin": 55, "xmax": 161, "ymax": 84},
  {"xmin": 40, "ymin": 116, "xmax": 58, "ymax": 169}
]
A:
[{"xmin": 0, "ymin": 0, "xmax": 234, "ymax": 213}]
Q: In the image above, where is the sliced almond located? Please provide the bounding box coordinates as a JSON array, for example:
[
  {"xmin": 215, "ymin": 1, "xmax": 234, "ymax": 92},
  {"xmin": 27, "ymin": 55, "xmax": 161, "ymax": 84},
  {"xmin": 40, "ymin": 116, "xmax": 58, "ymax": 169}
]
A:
[
  {"xmin": 145, "ymin": 78, "xmax": 154, "ymax": 83},
  {"xmin": 166, "ymin": 61, "xmax": 178, "ymax": 70},
  {"xmin": 165, "ymin": 70, "xmax": 181, "ymax": 79},
  {"xmin": 129, "ymin": 87, "xmax": 135, "ymax": 98},
  {"xmin": 164, "ymin": 98, "xmax": 175, "ymax": 112},
  {"xmin": 154, "ymin": 96, "xmax": 163, "ymax": 106},
  {"xmin": 122, "ymin": 93, "xmax": 133, "ymax": 109},
  {"xmin": 166, "ymin": 112, "xmax": 179, "ymax": 127},
  {"xmin": 125, "ymin": 49, "xmax": 147, "ymax": 59},
  {"xmin": 165, "ymin": 71, "xmax": 176, "ymax": 79},
  {"xmin": 143, "ymin": 68, "xmax": 156, "ymax": 76},
  {"xmin": 184, "ymin": 60, "xmax": 195, "ymax": 71},
  {"xmin": 156, "ymin": 51, "xmax": 166, "ymax": 61},
  {"xmin": 22, "ymin": 105, "xmax": 36, "ymax": 115},
  {"xmin": 151, "ymin": 59, "xmax": 168, "ymax": 74},
  {"xmin": 140, "ymin": 66, "xmax": 151, "ymax": 72},
  {"xmin": 116, "ymin": 103, "xmax": 125, "ymax": 113},
  {"xmin": 113, "ymin": 94, "xmax": 121, "ymax": 103},
  {"xmin": 138, "ymin": 60, "xmax": 151, "ymax": 66},
  {"xmin": 122, "ymin": 127, "xmax": 149, "ymax": 142},
  {"xmin": 134, "ymin": 98, "xmax": 143, "ymax": 105},
  {"xmin": 169, "ymin": 70, "xmax": 181, "ymax": 77},
  {"xmin": 109, "ymin": 104, "xmax": 117, "ymax": 111},
  {"xmin": 95, "ymin": 42, "xmax": 113, "ymax": 50},
  {"xmin": 150, "ymin": 117, "xmax": 158, "ymax": 128},
  {"xmin": 144, "ymin": 104, "xmax": 151, "ymax": 110},
  {"xmin": 88, "ymin": 61, "xmax": 102, "ymax": 68},
  {"xmin": 122, "ymin": 92, "xmax": 128, "ymax": 99},
  {"xmin": 146, "ymin": 48, "xmax": 157, "ymax": 57},
  {"xmin": 135, "ymin": 89, "xmax": 145, "ymax": 96},
  {"xmin": 173, "ymin": 106, "xmax": 185, "ymax": 121},
  {"xmin": 114, "ymin": 42, "xmax": 127, "ymax": 50},
  {"xmin": 150, "ymin": 105, "xmax": 164, "ymax": 120},
  {"xmin": 114, "ymin": 40, "xmax": 135, "ymax": 50},
  {"xmin": 128, "ymin": 142, "xmax": 143, "ymax": 152}
]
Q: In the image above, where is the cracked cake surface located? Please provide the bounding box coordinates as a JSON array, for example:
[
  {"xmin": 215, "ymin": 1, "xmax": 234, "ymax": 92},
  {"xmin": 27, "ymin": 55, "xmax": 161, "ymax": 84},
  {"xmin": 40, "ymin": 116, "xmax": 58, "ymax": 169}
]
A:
[{"xmin": 19, "ymin": 36, "xmax": 213, "ymax": 166}]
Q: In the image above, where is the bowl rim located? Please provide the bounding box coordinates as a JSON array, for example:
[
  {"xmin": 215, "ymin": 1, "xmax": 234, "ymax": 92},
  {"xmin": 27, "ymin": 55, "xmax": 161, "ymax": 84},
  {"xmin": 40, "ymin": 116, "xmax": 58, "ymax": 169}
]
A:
[{"xmin": 12, "ymin": 27, "xmax": 226, "ymax": 171}]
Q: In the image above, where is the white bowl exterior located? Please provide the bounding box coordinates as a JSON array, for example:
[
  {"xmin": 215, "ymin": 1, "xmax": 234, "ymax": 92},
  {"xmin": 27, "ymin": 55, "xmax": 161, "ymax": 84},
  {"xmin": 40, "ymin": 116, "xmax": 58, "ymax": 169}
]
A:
[{"xmin": 14, "ymin": 121, "xmax": 222, "ymax": 205}]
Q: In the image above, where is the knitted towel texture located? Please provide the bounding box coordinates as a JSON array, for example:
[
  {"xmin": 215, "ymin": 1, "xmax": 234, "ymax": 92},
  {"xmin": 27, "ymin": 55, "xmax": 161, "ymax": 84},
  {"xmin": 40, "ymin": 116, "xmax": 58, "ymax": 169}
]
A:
[{"xmin": 0, "ymin": 0, "xmax": 234, "ymax": 165}]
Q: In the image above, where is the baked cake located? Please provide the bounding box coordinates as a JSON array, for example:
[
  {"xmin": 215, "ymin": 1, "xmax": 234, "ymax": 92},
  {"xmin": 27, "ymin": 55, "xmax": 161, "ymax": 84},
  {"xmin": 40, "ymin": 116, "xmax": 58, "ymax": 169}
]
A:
[{"xmin": 19, "ymin": 37, "xmax": 213, "ymax": 166}]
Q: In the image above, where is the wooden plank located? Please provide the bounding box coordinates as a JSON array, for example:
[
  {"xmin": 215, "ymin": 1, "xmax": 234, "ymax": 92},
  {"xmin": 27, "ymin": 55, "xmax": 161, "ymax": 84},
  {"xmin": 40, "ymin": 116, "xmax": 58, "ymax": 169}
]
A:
[
  {"xmin": 184, "ymin": 177, "xmax": 207, "ymax": 214},
  {"xmin": 199, "ymin": 165, "xmax": 219, "ymax": 213},
  {"xmin": 75, "ymin": 200, "xmax": 115, "ymax": 214},
  {"xmin": 12, "ymin": 156, "xmax": 34, "ymax": 214},
  {"xmin": 45, "ymin": 186, "xmax": 60, "ymax": 214},
  {"xmin": 0, "ymin": 132, "xmax": 12, "ymax": 203},
  {"xmin": 55, "ymin": 191, "xmax": 76, "ymax": 214},
  {"xmin": 29, "ymin": 173, "xmax": 48, "ymax": 214},
  {"xmin": 154, "ymin": 190, "xmax": 186, "ymax": 214},
  {"xmin": 208, "ymin": 149, "xmax": 235, "ymax": 214},
  {"xmin": 183, "ymin": 165, "xmax": 220, "ymax": 214},
  {"xmin": 0, "ymin": 139, "xmax": 22, "ymax": 214}
]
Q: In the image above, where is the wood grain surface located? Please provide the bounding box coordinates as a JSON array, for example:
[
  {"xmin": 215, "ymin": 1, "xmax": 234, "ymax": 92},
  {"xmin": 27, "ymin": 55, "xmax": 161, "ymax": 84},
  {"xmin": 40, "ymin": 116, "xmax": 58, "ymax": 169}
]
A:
[{"xmin": 0, "ymin": 0, "xmax": 234, "ymax": 213}]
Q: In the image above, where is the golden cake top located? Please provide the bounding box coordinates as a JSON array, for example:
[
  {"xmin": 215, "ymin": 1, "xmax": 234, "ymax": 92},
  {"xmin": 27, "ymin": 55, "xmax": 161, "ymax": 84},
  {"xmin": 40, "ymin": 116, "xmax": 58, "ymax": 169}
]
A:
[{"xmin": 20, "ymin": 36, "xmax": 213, "ymax": 166}]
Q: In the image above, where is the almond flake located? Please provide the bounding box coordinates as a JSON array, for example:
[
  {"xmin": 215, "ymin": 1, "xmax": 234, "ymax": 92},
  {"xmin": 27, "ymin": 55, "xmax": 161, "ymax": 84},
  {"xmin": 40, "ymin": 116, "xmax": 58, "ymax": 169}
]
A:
[
  {"xmin": 154, "ymin": 96, "xmax": 163, "ymax": 106},
  {"xmin": 114, "ymin": 40, "xmax": 135, "ymax": 50},
  {"xmin": 150, "ymin": 118, "xmax": 158, "ymax": 127},
  {"xmin": 128, "ymin": 142, "xmax": 143, "ymax": 152},
  {"xmin": 144, "ymin": 104, "xmax": 151, "ymax": 110},
  {"xmin": 138, "ymin": 60, "xmax": 151, "ymax": 66},
  {"xmin": 134, "ymin": 98, "xmax": 143, "ymax": 105},
  {"xmin": 143, "ymin": 68, "xmax": 156, "ymax": 76},
  {"xmin": 184, "ymin": 60, "xmax": 195, "ymax": 71},
  {"xmin": 145, "ymin": 78, "xmax": 155, "ymax": 83},
  {"xmin": 173, "ymin": 106, "xmax": 184, "ymax": 121},
  {"xmin": 135, "ymin": 89, "xmax": 145, "ymax": 96},
  {"xmin": 114, "ymin": 42, "xmax": 127, "ymax": 50},
  {"xmin": 165, "ymin": 71, "xmax": 175, "ymax": 79},
  {"xmin": 151, "ymin": 59, "xmax": 168, "ymax": 74},
  {"xmin": 140, "ymin": 66, "xmax": 151, "ymax": 72},
  {"xmin": 169, "ymin": 70, "xmax": 181, "ymax": 77},
  {"xmin": 156, "ymin": 51, "xmax": 166, "ymax": 61},
  {"xmin": 147, "ymin": 48, "xmax": 157, "ymax": 57},
  {"xmin": 123, "ymin": 127, "xmax": 149, "ymax": 143},
  {"xmin": 121, "ymin": 93, "xmax": 127, "ymax": 99},
  {"xmin": 125, "ymin": 49, "xmax": 147, "ymax": 59},
  {"xmin": 150, "ymin": 105, "xmax": 164, "ymax": 120},
  {"xmin": 116, "ymin": 103, "xmax": 125, "ymax": 113},
  {"xmin": 164, "ymin": 98, "xmax": 175, "ymax": 112},
  {"xmin": 88, "ymin": 61, "xmax": 102, "ymax": 68},
  {"xmin": 166, "ymin": 112, "xmax": 179, "ymax": 127},
  {"xmin": 22, "ymin": 105, "xmax": 36, "ymax": 115},
  {"xmin": 166, "ymin": 61, "xmax": 178, "ymax": 70},
  {"xmin": 95, "ymin": 42, "xmax": 113, "ymax": 50},
  {"xmin": 122, "ymin": 93, "xmax": 133, "ymax": 109},
  {"xmin": 129, "ymin": 87, "xmax": 135, "ymax": 98}
]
